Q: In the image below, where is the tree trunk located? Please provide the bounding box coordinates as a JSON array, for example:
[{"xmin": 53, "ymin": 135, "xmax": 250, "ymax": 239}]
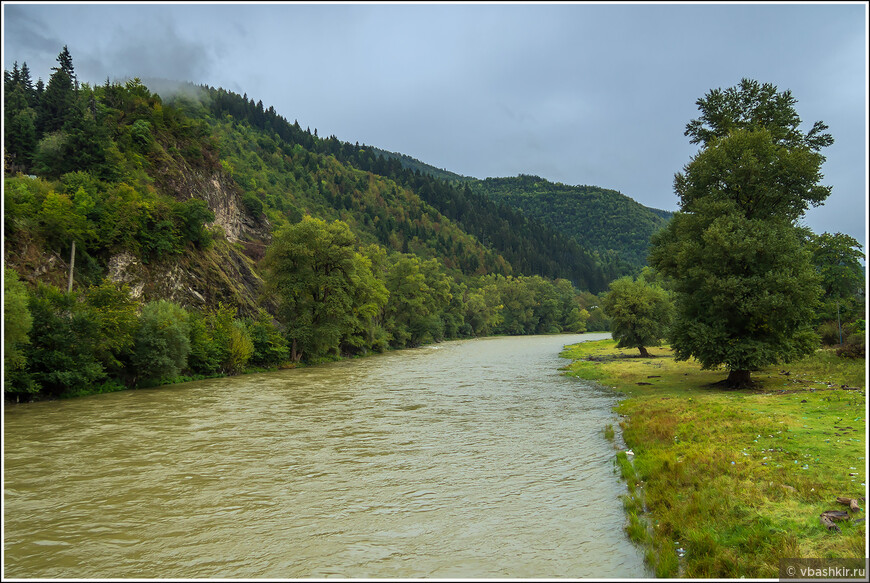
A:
[
  {"xmin": 726, "ymin": 369, "xmax": 752, "ymax": 388},
  {"xmin": 819, "ymin": 513, "xmax": 842, "ymax": 532},
  {"xmin": 638, "ymin": 345, "xmax": 650, "ymax": 358}
]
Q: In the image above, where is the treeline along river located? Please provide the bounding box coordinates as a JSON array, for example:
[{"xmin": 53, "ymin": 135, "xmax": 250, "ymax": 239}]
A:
[{"xmin": 3, "ymin": 334, "xmax": 648, "ymax": 578}]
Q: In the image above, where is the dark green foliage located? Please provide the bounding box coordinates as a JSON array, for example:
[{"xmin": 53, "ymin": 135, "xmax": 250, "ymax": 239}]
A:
[
  {"xmin": 81, "ymin": 279, "xmax": 140, "ymax": 376},
  {"xmin": 650, "ymin": 80, "xmax": 832, "ymax": 385},
  {"xmin": 601, "ymin": 275, "xmax": 673, "ymax": 357},
  {"xmin": 4, "ymin": 268, "xmax": 33, "ymax": 391},
  {"xmin": 187, "ymin": 310, "xmax": 224, "ymax": 374},
  {"xmin": 684, "ymin": 78, "xmax": 833, "ymax": 151},
  {"xmin": 368, "ymin": 147, "xmax": 476, "ymax": 184},
  {"xmin": 22, "ymin": 284, "xmax": 108, "ymax": 398},
  {"xmin": 383, "ymin": 254, "xmax": 451, "ymax": 347},
  {"xmin": 132, "ymin": 300, "xmax": 191, "ymax": 385},
  {"xmin": 804, "ymin": 231, "xmax": 865, "ymax": 326},
  {"xmin": 246, "ymin": 309, "xmax": 290, "ymax": 367},
  {"xmin": 264, "ymin": 216, "xmax": 389, "ymax": 361},
  {"xmin": 36, "ymin": 69, "xmax": 76, "ymax": 135},
  {"xmin": 469, "ymin": 175, "xmax": 672, "ymax": 273},
  {"xmin": 174, "ymin": 198, "xmax": 215, "ymax": 249},
  {"xmin": 651, "ymin": 200, "xmax": 822, "ymax": 380},
  {"xmin": 3, "ymin": 278, "xmax": 136, "ymax": 400},
  {"xmin": 469, "ymin": 274, "xmax": 589, "ymax": 337},
  {"xmin": 674, "ymin": 128, "xmax": 830, "ymax": 223},
  {"xmin": 184, "ymin": 303, "xmax": 256, "ymax": 375},
  {"xmin": 3, "ymin": 83, "xmax": 38, "ymax": 172},
  {"xmin": 816, "ymin": 321, "xmax": 841, "ymax": 346},
  {"xmin": 836, "ymin": 319, "xmax": 865, "ymax": 359},
  {"xmin": 241, "ymin": 192, "xmax": 264, "ymax": 217}
]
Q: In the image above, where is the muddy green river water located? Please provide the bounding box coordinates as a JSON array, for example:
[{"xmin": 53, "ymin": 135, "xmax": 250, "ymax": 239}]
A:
[{"xmin": 3, "ymin": 333, "xmax": 648, "ymax": 578}]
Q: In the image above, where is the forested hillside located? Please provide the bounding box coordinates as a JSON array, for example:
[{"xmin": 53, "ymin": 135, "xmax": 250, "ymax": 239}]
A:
[
  {"xmin": 469, "ymin": 175, "xmax": 673, "ymax": 271},
  {"xmin": 3, "ymin": 48, "xmax": 614, "ymax": 401},
  {"xmin": 180, "ymin": 82, "xmax": 616, "ymax": 291},
  {"xmin": 368, "ymin": 147, "xmax": 475, "ymax": 184}
]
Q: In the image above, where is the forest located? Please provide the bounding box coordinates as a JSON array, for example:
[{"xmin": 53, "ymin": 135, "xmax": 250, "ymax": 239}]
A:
[
  {"xmin": 4, "ymin": 50, "xmax": 865, "ymax": 401},
  {"xmin": 3, "ymin": 48, "xmax": 611, "ymax": 401},
  {"xmin": 469, "ymin": 175, "xmax": 673, "ymax": 271}
]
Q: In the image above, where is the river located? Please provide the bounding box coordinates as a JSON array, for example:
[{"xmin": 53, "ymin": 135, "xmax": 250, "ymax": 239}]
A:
[{"xmin": 3, "ymin": 333, "xmax": 648, "ymax": 579}]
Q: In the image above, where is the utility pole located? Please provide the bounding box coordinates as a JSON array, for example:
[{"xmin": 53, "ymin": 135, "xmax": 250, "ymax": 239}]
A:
[
  {"xmin": 836, "ymin": 301, "xmax": 843, "ymax": 345},
  {"xmin": 67, "ymin": 240, "xmax": 75, "ymax": 293}
]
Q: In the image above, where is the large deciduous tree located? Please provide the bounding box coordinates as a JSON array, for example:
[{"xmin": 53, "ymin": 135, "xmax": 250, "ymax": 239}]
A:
[
  {"xmin": 263, "ymin": 216, "xmax": 387, "ymax": 362},
  {"xmin": 650, "ymin": 79, "xmax": 831, "ymax": 387}
]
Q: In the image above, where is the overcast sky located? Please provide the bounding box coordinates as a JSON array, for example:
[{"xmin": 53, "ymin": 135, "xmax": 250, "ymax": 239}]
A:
[{"xmin": 3, "ymin": 1, "xmax": 867, "ymax": 248}]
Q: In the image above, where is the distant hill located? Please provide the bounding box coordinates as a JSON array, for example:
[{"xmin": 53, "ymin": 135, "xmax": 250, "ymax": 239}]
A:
[{"xmin": 469, "ymin": 175, "xmax": 672, "ymax": 271}]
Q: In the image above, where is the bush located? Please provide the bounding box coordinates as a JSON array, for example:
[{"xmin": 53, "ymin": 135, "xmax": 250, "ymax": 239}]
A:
[
  {"xmin": 816, "ymin": 321, "xmax": 841, "ymax": 346},
  {"xmin": 836, "ymin": 319, "xmax": 865, "ymax": 359},
  {"xmin": 224, "ymin": 320, "xmax": 255, "ymax": 374},
  {"xmin": 132, "ymin": 300, "xmax": 191, "ymax": 385},
  {"xmin": 4, "ymin": 269, "xmax": 35, "ymax": 396},
  {"xmin": 187, "ymin": 311, "xmax": 222, "ymax": 375},
  {"xmin": 24, "ymin": 283, "xmax": 108, "ymax": 397},
  {"xmin": 246, "ymin": 310, "xmax": 289, "ymax": 367},
  {"xmin": 242, "ymin": 192, "xmax": 264, "ymax": 217}
]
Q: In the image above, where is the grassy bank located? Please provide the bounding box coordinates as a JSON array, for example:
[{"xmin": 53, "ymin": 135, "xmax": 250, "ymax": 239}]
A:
[{"xmin": 561, "ymin": 339, "xmax": 867, "ymax": 578}]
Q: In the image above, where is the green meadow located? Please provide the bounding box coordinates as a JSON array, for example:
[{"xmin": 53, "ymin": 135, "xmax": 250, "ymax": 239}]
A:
[{"xmin": 561, "ymin": 339, "xmax": 866, "ymax": 578}]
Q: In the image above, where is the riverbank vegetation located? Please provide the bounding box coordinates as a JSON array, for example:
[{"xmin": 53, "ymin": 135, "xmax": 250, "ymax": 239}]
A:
[
  {"xmin": 561, "ymin": 338, "xmax": 866, "ymax": 578},
  {"xmin": 4, "ymin": 48, "xmax": 610, "ymax": 402},
  {"xmin": 4, "ymin": 254, "xmax": 594, "ymax": 400},
  {"xmin": 570, "ymin": 78, "xmax": 867, "ymax": 578}
]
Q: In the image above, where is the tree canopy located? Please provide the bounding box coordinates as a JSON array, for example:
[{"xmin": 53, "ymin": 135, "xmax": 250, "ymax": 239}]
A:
[
  {"xmin": 651, "ymin": 79, "xmax": 831, "ymax": 387},
  {"xmin": 601, "ymin": 274, "xmax": 673, "ymax": 357}
]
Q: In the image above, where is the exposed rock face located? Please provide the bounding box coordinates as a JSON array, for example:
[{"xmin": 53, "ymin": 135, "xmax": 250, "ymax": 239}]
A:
[
  {"xmin": 106, "ymin": 252, "xmax": 146, "ymax": 298},
  {"xmin": 159, "ymin": 164, "xmax": 271, "ymax": 244},
  {"xmin": 5, "ymin": 166, "xmax": 275, "ymax": 317},
  {"xmin": 104, "ymin": 242, "xmax": 274, "ymax": 317}
]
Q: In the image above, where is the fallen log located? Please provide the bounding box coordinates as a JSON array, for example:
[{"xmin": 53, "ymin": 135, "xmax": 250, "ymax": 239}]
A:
[
  {"xmin": 820, "ymin": 510, "xmax": 850, "ymax": 521},
  {"xmin": 820, "ymin": 513, "xmax": 841, "ymax": 532},
  {"xmin": 836, "ymin": 497, "xmax": 862, "ymax": 512}
]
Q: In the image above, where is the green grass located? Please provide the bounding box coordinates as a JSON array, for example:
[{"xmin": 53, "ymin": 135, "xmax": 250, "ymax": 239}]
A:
[{"xmin": 561, "ymin": 340, "xmax": 867, "ymax": 578}]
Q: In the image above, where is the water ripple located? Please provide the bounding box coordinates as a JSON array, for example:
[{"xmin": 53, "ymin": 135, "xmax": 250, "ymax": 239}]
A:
[{"xmin": 4, "ymin": 333, "xmax": 647, "ymax": 578}]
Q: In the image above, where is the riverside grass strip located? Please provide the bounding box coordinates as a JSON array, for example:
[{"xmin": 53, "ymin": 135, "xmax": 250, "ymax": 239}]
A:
[{"xmin": 560, "ymin": 339, "xmax": 867, "ymax": 578}]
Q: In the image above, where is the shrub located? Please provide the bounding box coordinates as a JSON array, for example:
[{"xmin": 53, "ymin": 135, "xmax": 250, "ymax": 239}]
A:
[
  {"xmin": 836, "ymin": 319, "xmax": 866, "ymax": 359},
  {"xmin": 132, "ymin": 300, "xmax": 191, "ymax": 385},
  {"xmin": 816, "ymin": 320, "xmax": 841, "ymax": 346},
  {"xmin": 24, "ymin": 283, "xmax": 108, "ymax": 397},
  {"xmin": 246, "ymin": 310, "xmax": 290, "ymax": 367}
]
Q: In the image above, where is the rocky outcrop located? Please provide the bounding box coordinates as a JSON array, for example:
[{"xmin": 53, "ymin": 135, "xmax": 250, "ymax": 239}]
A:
[
  {"xmin": 104, "ymin": 241, "xmax": 274, "ymax": 317},
  {"xmin": 157, "ymin": 161, "xmax": 271, "ymax": 244},
  {"xmin": 5, "ymin": 162, "xmax": 275, "ymax": 317}
]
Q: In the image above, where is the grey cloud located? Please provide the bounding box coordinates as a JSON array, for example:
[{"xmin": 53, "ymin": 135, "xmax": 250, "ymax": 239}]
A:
[
  {"xmin": 99, "ymin": 17, "xmax": 218, "ymax": 84},
  {"xmin": 3, "ymin": 4, "xmax": 63, "ymax": 56}
]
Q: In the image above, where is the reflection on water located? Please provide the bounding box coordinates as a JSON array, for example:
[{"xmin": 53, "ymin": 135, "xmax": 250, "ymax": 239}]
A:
[{"xmin": 3, "ymin": 333, "xmax": 648, "ymax": 578}]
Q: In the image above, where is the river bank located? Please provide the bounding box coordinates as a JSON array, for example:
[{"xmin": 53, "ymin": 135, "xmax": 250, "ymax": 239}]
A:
[
  {"xmin": 20, "ymin": 332, "xmax": 583, "ymax": 402},
  {"xmin": 560, "ymin": 339, "xmax": 867, "ymax": 578}
]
